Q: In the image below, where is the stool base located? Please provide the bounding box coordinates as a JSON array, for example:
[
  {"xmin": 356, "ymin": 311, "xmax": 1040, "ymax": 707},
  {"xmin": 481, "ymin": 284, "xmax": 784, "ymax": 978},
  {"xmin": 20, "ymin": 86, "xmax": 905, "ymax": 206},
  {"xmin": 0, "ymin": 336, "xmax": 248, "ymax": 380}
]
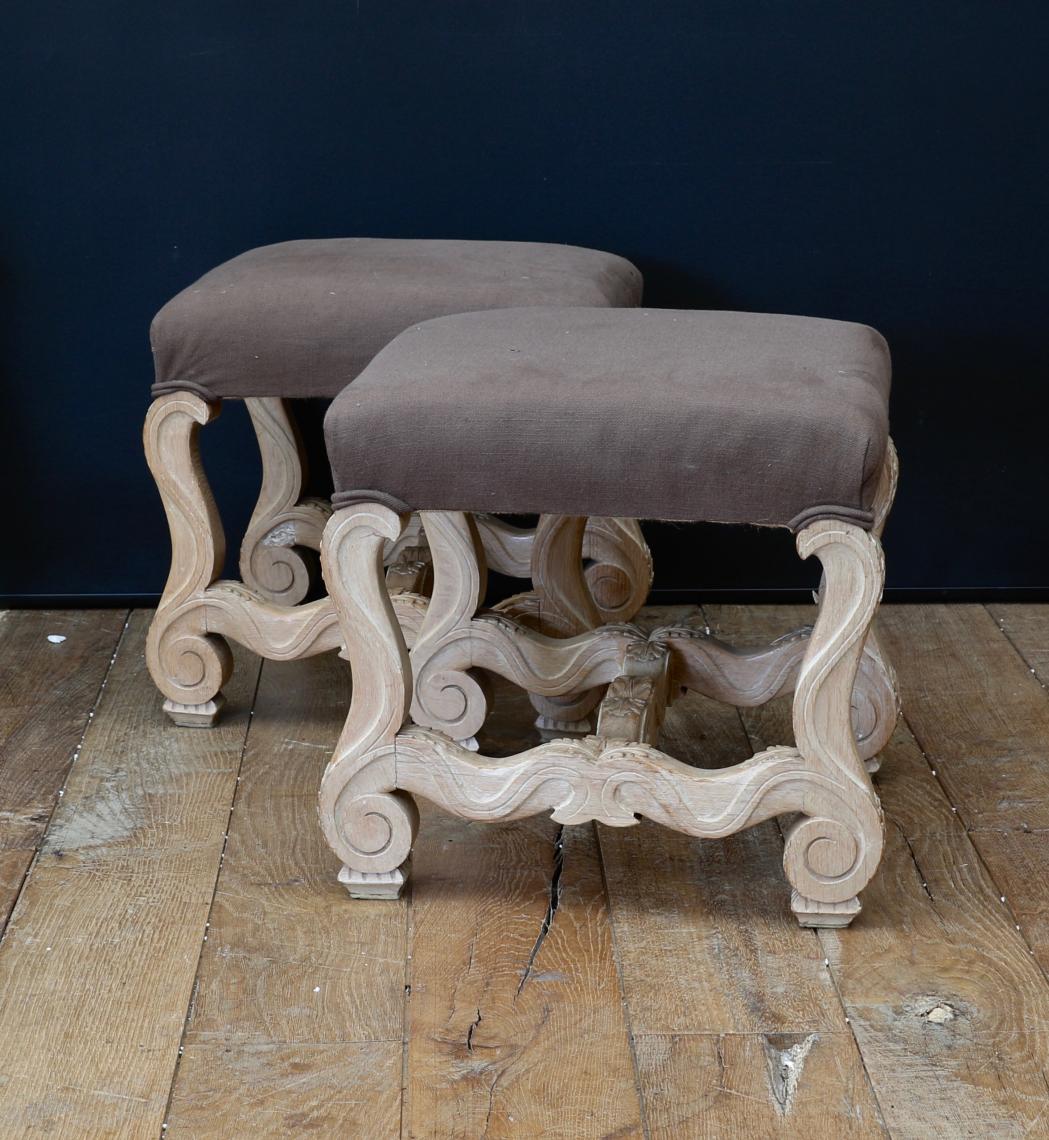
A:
[{"xmin": 317, "ymin": 475, "xmax": 897, "ymax": 928}]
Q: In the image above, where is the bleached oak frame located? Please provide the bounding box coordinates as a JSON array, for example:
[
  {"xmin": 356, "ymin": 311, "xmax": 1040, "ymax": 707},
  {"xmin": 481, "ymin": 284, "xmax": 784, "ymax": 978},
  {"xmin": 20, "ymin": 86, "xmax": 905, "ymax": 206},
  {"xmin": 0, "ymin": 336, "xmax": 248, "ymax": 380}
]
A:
[
  {"xmin": 144, "ymin": 393, "xmax": 654, "ymax": 725},
  {"xmin": 317, "ymin": 444, "xmax": 897, "ymax": 927}
]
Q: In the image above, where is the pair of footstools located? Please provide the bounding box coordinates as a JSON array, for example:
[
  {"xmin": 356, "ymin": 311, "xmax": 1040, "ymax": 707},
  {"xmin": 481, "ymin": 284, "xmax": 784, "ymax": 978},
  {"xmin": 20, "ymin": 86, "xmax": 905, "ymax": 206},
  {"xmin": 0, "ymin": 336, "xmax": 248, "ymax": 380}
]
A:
[{"xmin": 145, "ymin": 237, "xmax": 898, "ymax": 928}]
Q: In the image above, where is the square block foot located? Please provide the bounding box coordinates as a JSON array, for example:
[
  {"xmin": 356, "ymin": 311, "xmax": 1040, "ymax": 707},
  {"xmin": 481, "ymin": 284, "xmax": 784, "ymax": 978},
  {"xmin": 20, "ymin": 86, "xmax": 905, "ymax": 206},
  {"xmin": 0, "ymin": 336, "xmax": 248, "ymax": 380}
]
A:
[
  {"xmin": 338, "ymin": 864, "xmax": 408, "ymax": 900},
  {"xmin": 791, "ymin": 891, "xmax": 861, "ymax": 928},
  {"xmin": 163, "ymin": 696, "xmax": 225, "ymax": 728}
]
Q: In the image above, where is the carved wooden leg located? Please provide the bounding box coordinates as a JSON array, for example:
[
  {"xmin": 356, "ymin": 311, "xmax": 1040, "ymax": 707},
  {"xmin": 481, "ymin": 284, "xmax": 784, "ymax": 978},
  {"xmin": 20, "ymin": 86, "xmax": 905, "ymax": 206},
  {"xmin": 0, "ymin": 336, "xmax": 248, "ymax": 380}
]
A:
[
  {"xmin": 319, "ymin": 504, "xmax": 419, "ymax": 899},
  {"xmin": 475, "ymin": 514, "xmax": 652, "ymax": 624},
  {"xmin": 528, "ymin": 515, "xmax": 606, "ymax": 735},
  {"xmin": 384, "ymin": 513, "xmax": 434, "ymax": 595},
  {"xmin": 144, "ymin": 393, "xmax": 233, "ymax": 726},
  {"xmin": 240, "ymin": 398, "xmax": 330, "ymax": 606},
  {"xmin": 581, "ymin": 517, "xmax": 653, "ymax": 623},
  {"xmin": 812, "ymin": 441, "xmax": 899, "ymax": 774},
  {"xmin": 785, "ymin": 520, "xmax": 886, "ymax": 928},
  {"xmin": 853, "ymin": 633, "xmax": 899, "ymax": 774},
  {"xmin": 858, "ymin": 440, "xmax": 901, "ymax": 773},
  {"xmin": 409, "ymin": 512, "xmax": 490, "ymax": 744}
]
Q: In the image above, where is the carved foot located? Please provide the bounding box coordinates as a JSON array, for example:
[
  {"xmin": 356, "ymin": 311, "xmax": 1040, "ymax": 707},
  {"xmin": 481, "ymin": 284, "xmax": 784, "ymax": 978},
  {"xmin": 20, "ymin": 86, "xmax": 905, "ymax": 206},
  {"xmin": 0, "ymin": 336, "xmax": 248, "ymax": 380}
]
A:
[
  {"xmin": 338, "ymin": 864, "xmax": 409, "ymax": 900},
  {"xmin": 791, "ymin": 891, "xmax": 861, "ymax": 928},
  {"xmin": 162, "ymin": 696, "xmax": 226, "ymax": 727},
  {"xmin": 535, "ymin": 715, "xmax": 592, "ymax": 740}
]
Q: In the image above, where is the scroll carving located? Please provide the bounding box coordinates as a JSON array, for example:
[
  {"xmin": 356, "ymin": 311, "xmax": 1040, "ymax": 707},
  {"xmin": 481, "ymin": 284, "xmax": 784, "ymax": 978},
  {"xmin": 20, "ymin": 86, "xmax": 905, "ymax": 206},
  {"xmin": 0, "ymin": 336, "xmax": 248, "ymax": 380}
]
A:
[
  {"xmin": 318, "ymin": 505, "xmax": 418, "ymax": 896},
  {"xmin": 240, "ymin": 398, "xmax": 329, "ymax": 606},
  {"xmin": 144, "ymin": 393, "xmax": 232, "ymax": 714}
]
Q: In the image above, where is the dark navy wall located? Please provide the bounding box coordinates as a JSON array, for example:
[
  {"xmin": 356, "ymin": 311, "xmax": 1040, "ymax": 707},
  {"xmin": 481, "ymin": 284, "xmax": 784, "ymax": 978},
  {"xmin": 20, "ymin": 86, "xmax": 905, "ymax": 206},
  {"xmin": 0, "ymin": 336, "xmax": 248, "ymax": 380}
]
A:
[{"xmin": 3, "ymin": 2, "xmax": 1047, "ymax": 600}]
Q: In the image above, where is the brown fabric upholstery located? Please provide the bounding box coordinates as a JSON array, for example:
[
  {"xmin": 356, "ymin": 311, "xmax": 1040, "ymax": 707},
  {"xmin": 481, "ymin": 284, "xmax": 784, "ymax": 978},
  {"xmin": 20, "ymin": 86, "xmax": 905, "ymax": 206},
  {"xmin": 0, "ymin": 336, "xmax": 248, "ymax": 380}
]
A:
[
  {"xmin": 150, "ymin": 239, "xmax": 642, "ymax": 400},
  {"xmin": 324, "ymin": 308, "xmax": 891, "ymax": 530}
]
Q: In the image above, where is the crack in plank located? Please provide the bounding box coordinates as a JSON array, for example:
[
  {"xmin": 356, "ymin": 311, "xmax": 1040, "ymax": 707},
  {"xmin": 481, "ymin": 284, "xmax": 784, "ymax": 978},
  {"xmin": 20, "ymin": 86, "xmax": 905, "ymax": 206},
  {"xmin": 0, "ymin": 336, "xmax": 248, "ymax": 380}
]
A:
[
  {"xmin": 516, "ymin": 826, "xmax": 565, "ymax": 998},
  {"xmin": 466, "ymin": 1009, "xmax": 482, "ymax": 1052}
]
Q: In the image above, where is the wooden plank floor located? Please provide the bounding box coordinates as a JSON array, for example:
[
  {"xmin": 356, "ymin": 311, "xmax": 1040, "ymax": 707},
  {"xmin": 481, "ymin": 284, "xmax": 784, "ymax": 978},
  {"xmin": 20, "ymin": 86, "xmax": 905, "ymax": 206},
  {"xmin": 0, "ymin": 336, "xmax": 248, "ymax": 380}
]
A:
[{"xmin": 0, "ymin": 604, "xmax": 1048, "ymax": 1137}]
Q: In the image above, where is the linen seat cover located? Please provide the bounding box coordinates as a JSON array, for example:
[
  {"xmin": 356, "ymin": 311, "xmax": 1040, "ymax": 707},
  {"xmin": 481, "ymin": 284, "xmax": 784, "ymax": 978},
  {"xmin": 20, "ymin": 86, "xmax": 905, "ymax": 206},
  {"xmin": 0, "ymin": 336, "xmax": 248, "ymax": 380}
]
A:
[
  {"xmin": 150, "ymin": 239, "xmax": 642, "ymax": 400},
  {"xmin": 324, "ymin": 308, "xmax": 892, "ymax": 531}
]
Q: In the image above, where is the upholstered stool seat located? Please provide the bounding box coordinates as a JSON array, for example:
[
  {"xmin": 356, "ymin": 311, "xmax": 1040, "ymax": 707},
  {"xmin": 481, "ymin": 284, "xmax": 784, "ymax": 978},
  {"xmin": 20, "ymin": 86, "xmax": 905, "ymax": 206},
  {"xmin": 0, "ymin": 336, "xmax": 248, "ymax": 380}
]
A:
[
  {"xmin": 325, "ymin": 307, "xmax": 891, "ymax": 529},
  {"xmin": 317, "ymin": 305, "xmax": 899, "ymax": 927},
  {"xmin": 150, "ymin": 239, "xmax": 642, "ymax": 400}
]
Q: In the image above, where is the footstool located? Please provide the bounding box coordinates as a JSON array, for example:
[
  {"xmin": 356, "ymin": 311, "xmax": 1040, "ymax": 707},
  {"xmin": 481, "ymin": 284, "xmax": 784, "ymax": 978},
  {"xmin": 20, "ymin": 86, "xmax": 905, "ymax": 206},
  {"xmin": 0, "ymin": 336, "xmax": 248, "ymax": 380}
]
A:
[
  {"xmin": 318, "ymin": 307, "xmax": 899, "ymax": 925},
  {"xmin": 144, "ymin": 239, "xmax": 652, "ymax": 726}
]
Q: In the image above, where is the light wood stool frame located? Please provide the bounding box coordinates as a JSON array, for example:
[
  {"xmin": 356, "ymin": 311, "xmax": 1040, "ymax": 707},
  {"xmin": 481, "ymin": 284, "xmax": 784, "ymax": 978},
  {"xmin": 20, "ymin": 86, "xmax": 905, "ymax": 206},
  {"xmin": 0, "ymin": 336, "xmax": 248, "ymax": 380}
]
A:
[
  {"xmin": 143, "ymin": 392, "xmax": 653, "ymax": 726},
  {"xmin": 316, "ymin": 444, "xmax": 897, "ymax": 928}
]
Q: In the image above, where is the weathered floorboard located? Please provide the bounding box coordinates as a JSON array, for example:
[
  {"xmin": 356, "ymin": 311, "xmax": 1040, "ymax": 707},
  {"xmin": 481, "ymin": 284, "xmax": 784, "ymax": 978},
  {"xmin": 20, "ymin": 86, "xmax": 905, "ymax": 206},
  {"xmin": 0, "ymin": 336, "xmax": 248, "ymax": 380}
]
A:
[
  {"xmin": 404, "ymin": 682, "xmax": 643, "ymax": 1139},
  {"xmin": 167, "ymin": 1043, "xmax": 401, "ymax": 1138},
  {"xmin": 0, "ymin": 609, "xmax": 128, "ymax": 929},
  {"xmin": 406, "ymin": 807, "xmax": 643, "ymax": 1139},
  {"xmin": 715, "ymin": 603, "xmax": 1049, "ymax": 1138},
  {"xmin": 0, "ymin": 603, "xmax": 1045, "ymax": 1137},
  {"xmin": 897, "ymin": 602, "xmax": 1049, "ymax": 1017},
  {"xmin": 0, "ymin": 611, "xmax": 260, "ymax": 1137},
  {"xmin": 879, "ymin": 603, "xmax": 1049, "ymax": 830},
  {"xmin": 167, "ymin": 651, "xmax": 406, "ymax": 1137},
  {"xmin": 987, "ymin": 603, "xmax": 1049, "ymax": 689},
  {"xmin": 600, "ymin": 606, "xmax": 885, "ymax": 1136},
  {"xmin": 635, "ymin": 1031, "xmax": 885, "ymax": 1139}
]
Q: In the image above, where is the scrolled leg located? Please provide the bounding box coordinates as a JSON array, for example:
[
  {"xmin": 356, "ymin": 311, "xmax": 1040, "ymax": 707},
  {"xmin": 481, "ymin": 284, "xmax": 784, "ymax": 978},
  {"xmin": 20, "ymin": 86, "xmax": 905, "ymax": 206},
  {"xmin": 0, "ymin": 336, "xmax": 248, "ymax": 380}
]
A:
[
  {"xmin": 529, "ymin": 515, "xmax": 605, "ymax": 734},
  {"xmin": 240, "ymin": 398, "xmax": 329, "ymax": 606},
  {"xmin": 854, "ymin": 633, "xmax": 900, "ymax": 773},
  {"xmin": 581, "ymin": 517, "xmax": 653, "ymax": 623},
  {"xmin": 474, "ymin": 514, "xmax": 652, "ymax": 625},
  {"xmin": 144, "ymin": 393, "xmax": 233, "ymax": 725},
  {"xmin": 319, "ymin": 503, "xmax": 419, "ymax": 898},
  {"xmin": 785, "ymin": 519, "xmax": 886, "ymax": 927},
  {"xmin": 835, "ymin": 439, "xmax": 900, "ymax": 773},
  {"xmin": 409, "ymin": 512, "xmax": 491, "ymax": 742}
]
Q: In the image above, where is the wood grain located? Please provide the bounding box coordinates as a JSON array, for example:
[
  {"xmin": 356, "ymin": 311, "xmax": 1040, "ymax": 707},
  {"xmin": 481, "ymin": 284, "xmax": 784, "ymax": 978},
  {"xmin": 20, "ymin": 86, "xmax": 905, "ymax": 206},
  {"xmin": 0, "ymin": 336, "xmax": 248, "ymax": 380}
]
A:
[
  {"xmin": 635, "ymin": 1032, "xmax": 887, "ymax": 1138},
  {"xmin": 240, "ymin": 396, "xmax": 327, "ymax": 607},
  {"xmin": 406, "ymin": 677, "xmax": 643, "ymax": 1139},
  {"xmin": 0, "ymin": 611, "xmax": 259, "ymax": 1137},
  {"xmin": 598, "ymin": 676, "xmax": 842, "ymax": 1034},
  {"xmin": 906, "ymin": 602, "xmax": 1049, "ymax": 1037},
  {"xmin": 167, "ymin": 1043, "xmax": 401, "ymax": 1138},
  {"xmin": 987, "ymin": 603, "xmax": 1049, "ymax": 687},
  {"xmin": 181, "ymin": 650, "xmax": 407, "ymax": 1047},
  {"xmin": 878, "ymin": 603, "xmax": 1049, "ymax": 830},
  {"xmin": 0, "ymin": 609, "xmax": 127, "ymax": 927},
  {"xmin": 599, "ymin": 681, "xmax": 885, "ymax": 1133},
  {"xmin": 1, "ymin": 602, "xmax": 1047, "ymax": 1136},
  {"xmin": 715, "ymin": 603, "xmax": 1049, "ymax": 1137}
]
